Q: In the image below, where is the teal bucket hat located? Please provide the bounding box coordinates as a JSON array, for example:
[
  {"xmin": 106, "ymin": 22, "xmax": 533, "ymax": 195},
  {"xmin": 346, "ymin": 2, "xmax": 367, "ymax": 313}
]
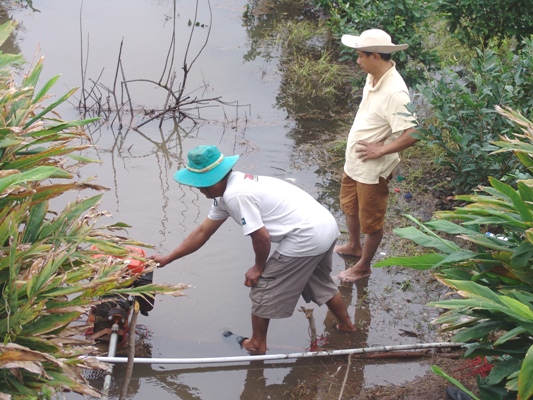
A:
[{"xmin": 174, "ymin": 145, "xmax": 240, "ymax": 188}]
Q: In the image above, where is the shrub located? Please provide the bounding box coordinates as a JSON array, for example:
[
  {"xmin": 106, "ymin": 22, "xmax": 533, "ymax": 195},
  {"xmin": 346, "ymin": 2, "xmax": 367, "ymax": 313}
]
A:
[
  {"xmin": 414, "ymin": 37, "xmax": 533, "ymax": 194},
  {"xmin": 375, "ymin": 106, "xmax": 533, "ymax": 400},
  {"xmin": 311, "ymin": 0, "xmax": 441, "ymax": 87},
  {"xmin": 434, "ymin": 0, "xmax": 533, "ymax": 49}
]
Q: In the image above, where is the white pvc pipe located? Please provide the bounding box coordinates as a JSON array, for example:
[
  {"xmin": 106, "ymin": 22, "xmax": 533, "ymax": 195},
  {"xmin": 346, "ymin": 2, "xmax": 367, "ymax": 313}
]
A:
[
  {"xmin": 90, "ymin": 342, "xmax": 465, "ymax": 365},
  {"xmin": 102, "ymin": 324, "xmax": 119, "ymax": 399}
]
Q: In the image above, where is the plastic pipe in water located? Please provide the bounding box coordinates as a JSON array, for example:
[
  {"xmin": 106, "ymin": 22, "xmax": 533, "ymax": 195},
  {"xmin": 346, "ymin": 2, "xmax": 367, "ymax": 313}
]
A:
[
  {"xmin": 90, "ymin": 342, "xmax": 465, "ymax": 365},
  {"xmin": 102, "ymin": 324, "xmax": 119, "ymax": 399}
]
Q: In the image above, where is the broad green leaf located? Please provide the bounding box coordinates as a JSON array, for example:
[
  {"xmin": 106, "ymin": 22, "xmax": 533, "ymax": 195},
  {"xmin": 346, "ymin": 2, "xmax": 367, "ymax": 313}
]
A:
[
  {"xmin": 444, "ymin": 280, "xmax": 503, "ymax": 304},
  {"xmin": 506, "ymin": 290, "xmax": 533, "ymax": 306},
  {"xmin": 0, "ymin": 21, "xmax": 17, "ymax": 47},
  {"xmin": 373, "ymin": 253, "xmax": 446, "ymax": 269},
  {"xmin": 433, "ymin": 286, "xmax": 533, "ymax": 326},
  {"xmin": 425, "ymin": 219, "xmax": 476, "ymax": 235},
  {"xmin": 14, "ymin": 335, "xmax": 60, "ymax": 354},
  {"xmin": 393, "ymin": 226, "xmax": 459, "ymax": 253},
  {"xmin": 436, "ymin": 267, "xmax": 474, "ymax": 281},
  {"xmin": 29, "ymin": 255, "xmax": 68, "ymax": 298},
  {"xmin": 0, "ymin": 183, "xmax": 85, "ymax": 209},
  {"xmin": 429, "ymin": 298, "xmax": 498, "ymax": 310},
  {"xmin": 489, "ymin": 177, "xmax": 533, "ymax": 222},
  {"xmin": 462, "ymin": 216, "xmax": 526, "ymax": 230},
  {"xmin": 434, "ymin": 250, "xmax": 482, "ymax": 268},
  {"xmin": 460, "ymin": 233, "xmax": 515, "ymax": 252},
  {"xmin": 494, "ymin": 326, "xmax": 526, "ymax": 345},
  {"xmin": 0, "ymin": 166, "xmax": 70, "ymax": 193},
  {"xmin": 88, "ymin": 241, "xmax": 130, "ymax": 257},
  {"xmin": 38, "ymin": 195, "xmax": 102, "ymax": 239},
  {"xmin": 22, "ymin": 201, "xmax": 47, "ymax": 243},
  {"xmin": 518, "ymin": 345, "xmax": 533, "ymax": 400},
  {"xmin": 3, "ymin": 374, "xmax": 38, "ymax": 397},
  {"xmin": 32, "ymin": 74, "xmax": 60, "ymax": 103},
  {"xmin": 0, "ymin": 52, "xmax": 24, "ymax": 69},
  {"xmin": 22, "ymin": 312, "xmax": 80, "ymax": 336},
  {"xmin": 453, "ymin": 320, "xmax": 503, "ymax": 342},
  {"xmin": 21, "ymin": 55, "xmax": 43, "ymax": 88},
  {"xmin": 3, "ymin": 145, "xmax": 86, "ymax": 170},
  {"xmin": 517, "ymin": 181, "xmax": 533, "ymax": 204},
  {"xmin": 0, "ymin": 137, "xmax": 23, "ymax": 148},
  {"xmin": 486, "ymin": 358, "xmax": 522, "ymax": 385},
  {"xmin": 510, "ymin": 241, "xmax": 533, "ymax": 268},
  {"xmin": 24, "ymin": 88, "xmax": 78, "ymax": 129}
]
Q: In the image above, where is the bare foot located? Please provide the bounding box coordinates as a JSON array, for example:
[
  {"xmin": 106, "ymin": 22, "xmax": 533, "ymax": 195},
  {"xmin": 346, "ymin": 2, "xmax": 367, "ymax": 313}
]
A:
[
  {"xmin": 240, "ymin": 338, "xmax": 266, "ymax": 355},
  {"xmin": 334, "ymin": 243, "xmax": 361, "ymax": 257},
  {"xmin": 338, "ymin": 267, "xmax": 371, "ymax": 283}
]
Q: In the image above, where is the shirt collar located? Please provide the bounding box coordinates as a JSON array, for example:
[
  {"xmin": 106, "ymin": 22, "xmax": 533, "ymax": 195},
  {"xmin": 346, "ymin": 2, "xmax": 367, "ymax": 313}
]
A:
[{"xmin": 367, "ymin": 61, "xmax": 396, "ymax": 91}]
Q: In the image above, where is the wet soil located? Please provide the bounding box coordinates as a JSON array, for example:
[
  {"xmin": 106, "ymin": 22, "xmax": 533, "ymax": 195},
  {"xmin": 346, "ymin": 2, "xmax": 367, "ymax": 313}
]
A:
[{"xmin": 286, "ymin": 352, "xmax": 480, "ymax": 400}]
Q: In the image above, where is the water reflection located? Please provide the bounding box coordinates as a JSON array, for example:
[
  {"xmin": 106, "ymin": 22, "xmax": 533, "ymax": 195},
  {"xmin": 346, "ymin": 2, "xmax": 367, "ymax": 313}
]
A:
[{"xmin": 83, "ymin": 272, "xmax": 373, "ymax": 399}]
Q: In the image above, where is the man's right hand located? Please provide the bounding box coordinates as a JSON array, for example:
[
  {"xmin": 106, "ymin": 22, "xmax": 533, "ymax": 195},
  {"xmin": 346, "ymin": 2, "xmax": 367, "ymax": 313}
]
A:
[
  {"xmin": 244, "ymin": 265, "xmax": 262, "ymax": 287},
  {"xmin": 149, "ymin": 254, "xmax": 168, "ymax": 268}
]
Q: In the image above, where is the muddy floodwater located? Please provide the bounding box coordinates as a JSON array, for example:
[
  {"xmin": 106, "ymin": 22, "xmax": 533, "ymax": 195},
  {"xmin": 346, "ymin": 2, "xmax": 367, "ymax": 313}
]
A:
[{"xmin": 3, "ymin": 1, "xmax": 445, "ymax": 399}]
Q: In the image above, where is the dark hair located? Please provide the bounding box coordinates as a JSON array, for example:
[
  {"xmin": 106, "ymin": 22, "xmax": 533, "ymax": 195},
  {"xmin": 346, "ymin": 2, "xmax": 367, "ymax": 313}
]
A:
[
  {"xmin": 362, "ymin": 51, "xmax": 392, "ymax": 61},
  {"xmin": 223, "ymin": 170, "xmax": 233, "ymax": 180}
]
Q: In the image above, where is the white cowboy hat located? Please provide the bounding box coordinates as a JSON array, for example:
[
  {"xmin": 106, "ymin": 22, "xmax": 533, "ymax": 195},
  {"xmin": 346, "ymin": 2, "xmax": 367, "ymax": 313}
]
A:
[{"xmin": 341, "ymin": 29, "xmax": 408, "ymax": 53}]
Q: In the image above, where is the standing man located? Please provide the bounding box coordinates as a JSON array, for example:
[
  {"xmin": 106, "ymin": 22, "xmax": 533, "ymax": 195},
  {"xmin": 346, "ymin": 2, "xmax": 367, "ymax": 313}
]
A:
[
  {"xmin": 336, "ymin": 29, "xmax": 418, "ymax": 283},
  {"xmin": 151, "ymin": 145, "xmax": 355, "ymax": 355}
]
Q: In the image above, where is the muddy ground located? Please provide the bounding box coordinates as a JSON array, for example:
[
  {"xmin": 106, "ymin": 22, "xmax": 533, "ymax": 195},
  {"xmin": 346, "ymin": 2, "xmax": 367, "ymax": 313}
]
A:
[{"xmin": 286, "ymin": 352, "xmax": 480, "ymax": 399}]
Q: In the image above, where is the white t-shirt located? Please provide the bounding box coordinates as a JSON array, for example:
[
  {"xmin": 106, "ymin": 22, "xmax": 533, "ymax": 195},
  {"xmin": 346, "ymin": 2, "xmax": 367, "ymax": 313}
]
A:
[{"xmin": 208, "ymin": 172, "xmax": 339, "ymax": 257}]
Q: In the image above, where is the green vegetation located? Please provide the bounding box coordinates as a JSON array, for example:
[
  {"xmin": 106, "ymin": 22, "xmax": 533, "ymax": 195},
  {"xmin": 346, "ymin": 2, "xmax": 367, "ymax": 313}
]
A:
[
  {"xmin": 312, "ymin": 0, "xmax": 440, "ymax": 86},
  {"xmin": 414, "ymin": 38, "xmax": 533, "ymax": 194},
  {"xmin": 374, "ymin": 107, "xmax": 533, "ymax": 399},
  {"xmin": 303, "ymin": 1, "xmax": 533, "ymax": 398},
  {"xmin": 0, "ymin": 20, "xmax": 187, "ymax": 399},
  {"xmin": 435, "ymin": 0, "xmax": 533, "ymax": 49}
]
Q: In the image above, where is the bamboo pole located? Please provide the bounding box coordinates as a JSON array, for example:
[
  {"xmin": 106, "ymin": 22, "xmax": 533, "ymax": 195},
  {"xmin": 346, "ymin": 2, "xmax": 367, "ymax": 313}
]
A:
[{"xmin": 118, "ymin": 301, "xmax": 139, "ymax": 400}]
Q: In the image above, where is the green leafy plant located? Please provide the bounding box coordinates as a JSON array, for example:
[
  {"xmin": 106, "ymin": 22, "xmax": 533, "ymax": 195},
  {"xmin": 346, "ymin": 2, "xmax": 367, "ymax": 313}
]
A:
[
  {"xmin": 0, "ymin": 20, "xmax": 189, "ymax": 399},
  {"xmin": 311, "ymin": 0, "xmax": 441, "ymax": 86},
  {"xmin": 415, "ymin": 37, "xmax": 533, "ymax": 194},
  {"xmin": 434, "ymin": 0, "xmax": 533, "ymax": 49},
  {"xmin": 374, "ymin": 106, "xmax": 533, "ymax": 399}
]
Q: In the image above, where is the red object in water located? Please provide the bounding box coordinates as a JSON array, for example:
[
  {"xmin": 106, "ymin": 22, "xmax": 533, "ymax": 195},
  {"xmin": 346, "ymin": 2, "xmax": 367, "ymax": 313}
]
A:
[
  {"xmin": 394, "ymin": 188, "xmax": 401, "ymax": 193},
  {"xmin": 124, "ymin": 246, "xmax": 146, "ymax": 275}
]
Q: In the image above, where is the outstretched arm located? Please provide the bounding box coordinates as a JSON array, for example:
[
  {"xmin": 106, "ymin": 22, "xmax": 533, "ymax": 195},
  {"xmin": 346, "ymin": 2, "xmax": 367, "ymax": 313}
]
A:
[
  {"xmin": 357, "ymin": 127, "xmax": 418, "ymax": 161},
  {"xmin": 151, "ymin": 217, "xmax": 227, "ymax": 267},
  {"xmin": 244, "ymin": 226, "xmax": 271, "ymax": 287}
]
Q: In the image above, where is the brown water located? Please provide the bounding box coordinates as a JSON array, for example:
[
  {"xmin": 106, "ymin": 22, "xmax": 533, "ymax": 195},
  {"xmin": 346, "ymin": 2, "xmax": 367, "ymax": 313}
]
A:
[{"xmin": 3, "ymin": 1, "xmax": 442, "ymax": 398}]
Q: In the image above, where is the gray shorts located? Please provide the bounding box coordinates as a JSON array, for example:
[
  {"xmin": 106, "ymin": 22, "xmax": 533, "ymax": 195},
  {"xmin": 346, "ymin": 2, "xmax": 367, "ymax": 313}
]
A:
[{"xmin": 249, "ymin": 241, "xmax": 339, "ymax": 319}]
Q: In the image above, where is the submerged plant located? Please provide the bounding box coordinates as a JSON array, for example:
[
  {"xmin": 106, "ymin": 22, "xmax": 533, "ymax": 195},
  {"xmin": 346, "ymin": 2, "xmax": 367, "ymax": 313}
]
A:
[
  {"xmin": 374, "ymin": 106, "xmax": 533, "ymax": 399},
  {"xmin": 0, "ymin": 20, "xmax": 189, "ymax": 399}
]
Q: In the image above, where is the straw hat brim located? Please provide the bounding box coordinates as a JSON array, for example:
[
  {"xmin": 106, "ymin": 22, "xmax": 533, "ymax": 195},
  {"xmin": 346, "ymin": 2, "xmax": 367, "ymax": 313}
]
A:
[
  {"xmin": 341, "ymin": 35, "xmax": 408, "ymax": 54},
  {"xmin": 174, "ymin": 155, "xmax": 240, "ymax": 188}
]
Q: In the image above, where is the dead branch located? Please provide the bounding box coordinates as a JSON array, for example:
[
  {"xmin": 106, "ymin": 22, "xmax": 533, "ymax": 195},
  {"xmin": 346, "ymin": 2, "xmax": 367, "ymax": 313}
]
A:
[{"xmin": 76, "ymin": 0, "xmax": 246, "ymax": 130}]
